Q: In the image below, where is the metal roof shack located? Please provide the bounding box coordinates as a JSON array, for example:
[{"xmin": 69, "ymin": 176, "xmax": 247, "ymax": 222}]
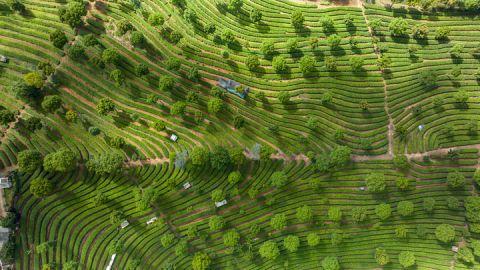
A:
[
  {"xmin": 0, "ymin": 177, "xmax": 11, "ymax": 189},
  {"xmin": 0, "ymin": 55, "xmax": 8, "ymax": 63},
  {"xmin": 215, "ymin": 199, "xmax": 227, "ymax": 208},
  {"xmin": 217, "ymin": 78, "xmax": 249, "ymax": 99}
]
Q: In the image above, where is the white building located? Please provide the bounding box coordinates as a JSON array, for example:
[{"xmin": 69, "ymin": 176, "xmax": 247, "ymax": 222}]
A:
[
  {"xmin": 183, "ymin": 182, "xmax": 191, "ymax": 190},
  {"xmin": 215, "ymin": 200, "xmax": 227, "ymax": 208},
  {"xmin": 120, "ymin": 220, "xmax": 129, "ymax": 229},
  {"xmin": 106, "ymin": 254, "xmax": 116, "ymax": 270},
  {"xmin": 170, "ymin": 134, "xmax": 178, "ymax": 142}
]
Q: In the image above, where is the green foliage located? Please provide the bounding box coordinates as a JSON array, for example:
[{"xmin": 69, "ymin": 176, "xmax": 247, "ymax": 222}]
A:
[
  {"xmin": 272, "ymin": 55, "xmax": 287, "ymax": 73},
  {"xmin": 261, "ymin": 40, "xmax": 275, "ymax": 56},
  {"xmin": 190, "ymin": 147, "xmax": 209, "ymax": 166},
  {"xmin": 59, "ymin": 1, "xmax": 86, "ymax": 28},
  {"xmin": 43, "ymin": 148, "xmax": 77, "ymax": 173},
  {"xmin": 227, "ymin": 171, "xmax": 241, "ymax": 185},
  {"xmin": 349, "ymin": 56, "xmax": 364, "ymax": 71},
  {"xmin": 148, "ymin": 13, "xmax": 164, "ymax": 26},
  {"xmin": 397, "ymin": 201, "xmax": 414, "ymax": 217},
  {"xmin": 447, "ymin": 170, "xmax": 465, "ymax": 189},
  {"xmin": 350, "ymin": 206, "xmax": 368, "ymax": 223},
  {"xmin": 67, "ymin": 44, "xmax": 85, "ymax": 60},
  {"xmin": 18, "ymin": 150, "xmax": 43, "ymax": 173},
  {"xmin": 170, "ymin": 101, "xmax": 187, "ymax": 116},
  {"xmin": 24, "ymin": 72, "xmax": 44, "ymax": 89},
  {"xmin": 395, "ymin": 225, "xmax": 408, "ymax": 239},
  {"xmin": 270, "ymin": 171, "xmax": 288, "ymax": 188},
  {"xmin": 283, "ymin": 235, "xmax": 300, "ymax": 252},
  {"xmin": 388, "ymin": 17, "xmax": 409, "ymax": 37},
  {"xmin": 365, "ymin": 173, "xmax": 386, "ymax": 193},
  {"xmin": 109, "ymin": 69, "xmax": 125, "ymax": 86},
  {"xmin": 191, "ymin": 252, "xmax": 211, "ymax": 270},
  {"xmin": 245, "ymin": 55, "xmax": 260, "ymax": 71},
  {"xmin": 86, "ymin": 152, "xmax": 124, "ymax": 175},
  {"xmin": 133, "ymin": 186, "xmax": 158, "ymax": 211},
  {"xmin": 50, "ymin": 30, "xmax": 68, "ymax": 49},
  {"xmin": 102, "ymin": 48, "xmax": 121, "ymax": 65},
  {"xmin": 307, "ymin": 232, "xmax": 320, "ymax": 247},
  {"xmin": 299, "ymin": 55, "xmax": 316, "ymax": 75},
  {"xmin": 435, "ymin": 224, "xmax": 455, "ymax": 243},
  {"xmin": 328, "ymin": 206, "xmax": 342, "ymax": 223},
  {"xmin": 259, "ymin": 240, "xmax": 279, "ymax": 260},
  {"xmin": 130, "ymin": 31, "xmax": 145, "ymax": 47},
  {"xmin": 270, "ymin": 213, "xmax": 287, "ymax": 231},
  {"xmin": 412, "ymin": 23, "xmax": 429, "ymax": 39},
  {"xmin": 296, "ymin": 205, "xmax": 313, "ymax": 223},
  {"xmin": 207, "ymin": 98, "xmax": 224, "ymax": 114},
  {"xmin": 291, "ymin": 10, "xmax": 304, "ymax": 28},
  {"xmin": 208, "ymin": 215, "xmax": 225, "ymax": 231},
  {"xmin": 457, "ymin": 247, "xmax": 474, "ymax": 264},
  {"xmin": 250, "ymin": 8, "xmax": 262, "ymax": 23},
  {"xmin": 0, "ymin": 110, "xmax": 15, "ymax": 126},
  {"xmin": 327, "ymin": 34, "xmax": 341, "ymax": 48},
  {"xmin": 320, "ymin": 15, "xmax": 335, "ymax": 32},
  {"xmin": 375, "ymin": 247, "xmax": 390, "ymax": 266},
  {"xmin": 396, "ymin": 177, "xmax": 411, "ymax": 191},
  {"xmin": 161, "ymin": 233, "xmax": 175, "ymax": 247},
  {"xmin": 375, "ymin": 203, "xmax": 392, "ymax": 220},
  {"xmin": 30, "ymin": 177, "xmax": 53, "ymax": 197},
  {"xmin": 211, "ymin": 189, "xmax": 224, "ymax": 202},
  {"xmin": 423, "ymin": 197, "xmax": 436, "ymax": 213},
  {"xmin": 435, "ymin": 27, "xmax": 450, "ymax": 40},
  {"xmin": 42, "ymin": 95, "xmax": 62, "ymax": 113},
  {"xmin": 223, "ymin": 229, "xmax": 240, "ymax": 247},
  {"xmin": 96, "ymin": 98, "xmax": 115, "ymax": 115},
  {"xmin": 91, "ymin": 191, "xmax": 107, "ymax": 207},
  {"xmin": 398, "ymin": 251, "xmax": 415, "ymax": 268},
  {"xmin": 277, "ymin": 91, "xmax": 290, "ymax": 104},
  {"xmin": 321, "ymin": 256, "xmax": 340, "ymax": 270},
  {"xmin": 108, "ymin": 238, "xmax": 124, "ymax": 254},
  {"xmin": 135, "ymin": 63, "xmax": 149, "ymax": 76},
  {"xmin": 325, "ymin": 56, "xmax": 337, "ymax": 71},
  {"xmin": 209, "ymin": 146, "xmax": 230, "ymax": 169},
  {"xmin": 393, "ymin": 155, "xmax": 409, "ymax": 170}
]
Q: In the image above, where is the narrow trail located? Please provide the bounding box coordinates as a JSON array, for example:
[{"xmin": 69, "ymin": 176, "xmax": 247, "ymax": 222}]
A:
[
  {"xmin": 360, "ymin": 4, "xmax": 395, "ymax": 159},
  {"xmin": 0, "ymin": 108, "xmax": 27, "ymax": 145}
]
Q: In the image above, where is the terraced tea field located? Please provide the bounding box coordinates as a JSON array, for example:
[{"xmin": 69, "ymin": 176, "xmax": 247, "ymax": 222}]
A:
[{"xmin": 0, "ymin": 0, "xmax": 479, "ymax": 269}]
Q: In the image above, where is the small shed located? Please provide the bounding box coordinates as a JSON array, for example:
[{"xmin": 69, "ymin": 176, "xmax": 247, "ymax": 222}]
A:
[
  {"xmin": 452, "ymin": 246, "xmax": 459, "ymax": 252},
  {"xmin": 120, "ymin": 220, "xmax": 129, "ymax": 229},
  {"xmin": 215, "ymin": 199, "xmax": 227, "ymax": 208},
  {"xmin": 0, "ymin": 228, "xmax": 11, "ymax": 249},
  {"xmin": 146, "ymin": 217, "xmax": 157, "ymax": 225},
  {"xmin": 418, "ymin": 124, "xmax": 425, "ymax": 131},
  {"xmin": 170, "ymin": 134, "xmax": 178, "ymax": 142},
  {"xmin": 183, "ymin": 182, "xmax": 192, "ymax": 190},
  {"xmin": 106, "ymin": 254, "xmax": 116, "ymax": 270},
  {"xmin": 0, "ymin": 55, "xmax": 8, "ymax": 63},
  {"xmin": 359, "ymin": 186, "xmax": 366, "ymax": 191},
  {"xmin": 0, "ymin": 177, "xmax": 11, "ymax": 189}
]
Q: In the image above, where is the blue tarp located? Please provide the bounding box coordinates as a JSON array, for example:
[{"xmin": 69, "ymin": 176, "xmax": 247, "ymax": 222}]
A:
[{"xmin": 217, "ymin": 78, "xmax": 249, "ymax": 99}]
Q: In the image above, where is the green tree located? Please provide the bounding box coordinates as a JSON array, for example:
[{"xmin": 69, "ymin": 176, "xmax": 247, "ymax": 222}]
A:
[
  {"xmin": 43, "ymin": 148, "xmax": 77, "ymax": 173},
  {"xmin": 41, "ymin": 95, "xmax": 62, "ymax": 113},
  {"xmin": 307, "ymin": 232, "xmax": 320, "ymax": 247},
  {"xmin": 261, "ymin": 40, "xmax": 275, "ymax": 56},
  {"xmin": 174, "ymin": 239, "xmax": 188, "ymax": 256},
  {"xmin": 423, "ymin": 197, "xmax": 435, "ymax": 213},
  {"xmin": 365, "ymin": 173, "xmax": 386, "ymax": 193},
  {"xmin": 393, "ymin": 155, "xmax": 409, "ymax": 170},
  {"xmin": 388, "ymin": 17, "xmax": 409, "ymax": 37},
  {"xmin": 396, "ymin": 177, "xmax": 411, "ymax": 191},
  {"xmin": 270, "ymin": 213, "xmax": 287, "ymax": 231},
  {"xmin": 170, "ymin": 101, "xmax": 187, "ymax": 116},
  {"xmin": 328, "ymin": 206, "xmax": 342, "ymax": 223},
  {"xmin": 412, "ymin": 23, "xmax": 428, "ymax": 39},
  {"xmin": 327, "ymin": 34, "xmax": 341, "ymax": 48},
  {"xmin": 24, "ymin": 72, "xmax": 43, "ymax": 89},
  {"xmin": 161, "ymin": 233, "xmax": 175, "ymax": 247},
  {"xmin": 283, "ymin": 235, "xmax": 300, "ymax": 252},
  {"xmin": 102, "ymin": 48, "xmax": 121, "ymax": 65},
  {"xmin": 190, "ymin": 147, "xmax": 209, "ymax": 166},
  {"xmin": 211, "ymin": 189, "xmax": 224, "ymax": 202},
  {"xmin": 435, "ymin": 224, "xmax": 455, "ymax": 243},
  {"xmin": 91, "ymin": 191, "xmax": 107, "ymax": 207},
  {"xmin": 67, "ymin": 44, "xmax": 85, "ymax": 60},
  {"xmin": 83, "ymin": 34, "xmax": 98, "ymax": 47},
  {"xmin": 207, "ymin": 98, "xmax": 224, "ymax": 114},
  {"xmin": 18, "ymin": 150, "xmax": 42, "ymax": 173},
  {"xmin": 291, "ymin": 10, "xmax": 304, "ymax": 28},
  {"xmin": 320, "ymin": 15, "xmax": 335, "ymax": 32},
  {"xmin": 447, "ymin": 171, "xmax": 465, "ymax": 189},
  {"xmin": 50, "ymin": 30, "xmax": 68, "ymax": 49},
  {"xmin": 395, "ymin": 225, "xmax": 408, "ymax": 239},
  {"xmin": 191, "ymin": 252, "xmax": 211, "ymax": 270},
  {"xmin": 457, "ymin": 247, "xmax": 475, "ymax": 264},
  {"xmin": 30, "ymin": 177, "xmax": 54, "ymax": 197},
  {"xmin": 321, "ymin": 256, "xmax": 340, "ymax": 270},
  {"xmin": 250, "ymin": 8, "xmax": 262, "ymax": 23},
  {"xmin": 209, "ymin": 146, "xmax": 230, "ymax": 169},
  {"xmin": 96, "ymin": 98, "xmax": 115, "ymax": 115},
  {"xmin": 229, "ymin": 147, "xmax": 245, "ymax": 167},
  {"xmin": 277, "ymin": 91, "xmax": 290, "ymax": 104},
  {"xmin": 130, "ymin": 31, "xmax": 145, "ymax": 47},
  {"xmin": 375, "ymin": 247, "xmax": 390, "ymax": 266},
  {"xmin": 63, "ymin": 261, "xmax": 78, "ymax": 270},
  {"xmin": 148, "ymin": 13, "xmax": 164, "ymax": 26},
  {"xmin": 375, "ymin": 203, "xmax": 392, "ymax": 221},
  {"xmin": 227, "ymin": 171, "xmax": 241, "ymax": 185},
  {"xmin": 299, "ymin": 55, "xmax": 316, "ymax": 75},
  {"xmin": 325, "ymin": 56, "xmax": 337, "ymax": 71},
  {"xmin": 245, "ymin": 55, "xmax": 260, "ymax": 71},
  {"xmin": 350, "ymin": 206, "xmax": 368, "ymax": 223},
  {"xmin": 349, "ymin": 56, "xmax": 364, "ymax": 71},
  {"xmin": 59, "ymin": 1, "xmax": 87, "ymax": 28},
  {"xmin": 0, "ymin": 110, "xmax": 15, "ymax": 126},
  {"xmin": 270, "ymin": 171, "xmax": 287, "ymax": 188},
  {"xmin": 399, "ymin": 251, "xmax": 415, "ymax": 268},
  {"xmin": 397, "ymin": 201, "xmax": 414, "ymax": 217},
  {"xmin": 209, "ymin": 215, "xmax": 225, "ymax": 231},
  {"xmin": 135, "ymin": 63, "xmax": 149, "ymax": 77},
  {"xmin": 435, "ymin": 27, "xmax": 450, "ymax": 40},
  {"xmin": 86, "ymin": 152, "xmax": 124, "ymax": 175},
  {"xmin": 259, "ymin": 240, "xmax": 279, "ymax": 260},
  {"xmin": 272, "ymin": 56, "xmax": 287, "ymax": 73},
  {"xmin": 296, "ymin": 205, "xmax": 313, "ymax": 223},
  {"xmin": 223, "ymin": 229, "xmax": 240, "ymax": 248},
  {"xmin": 159, "ymin": 75, "xmax": 176, "ymax": 91}
]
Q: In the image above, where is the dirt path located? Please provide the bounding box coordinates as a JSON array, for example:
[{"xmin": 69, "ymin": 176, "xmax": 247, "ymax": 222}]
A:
[
  {"xmin": 360, "ymin": 4, "xmax": 395, "ymax": 159},
  {"xmin": 288, "ymin": 0, "xmax": 362, "ymax": 8},
  {"xmin": 0, "ymin": 189, "xmax": 6, "ymax": 218}
]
